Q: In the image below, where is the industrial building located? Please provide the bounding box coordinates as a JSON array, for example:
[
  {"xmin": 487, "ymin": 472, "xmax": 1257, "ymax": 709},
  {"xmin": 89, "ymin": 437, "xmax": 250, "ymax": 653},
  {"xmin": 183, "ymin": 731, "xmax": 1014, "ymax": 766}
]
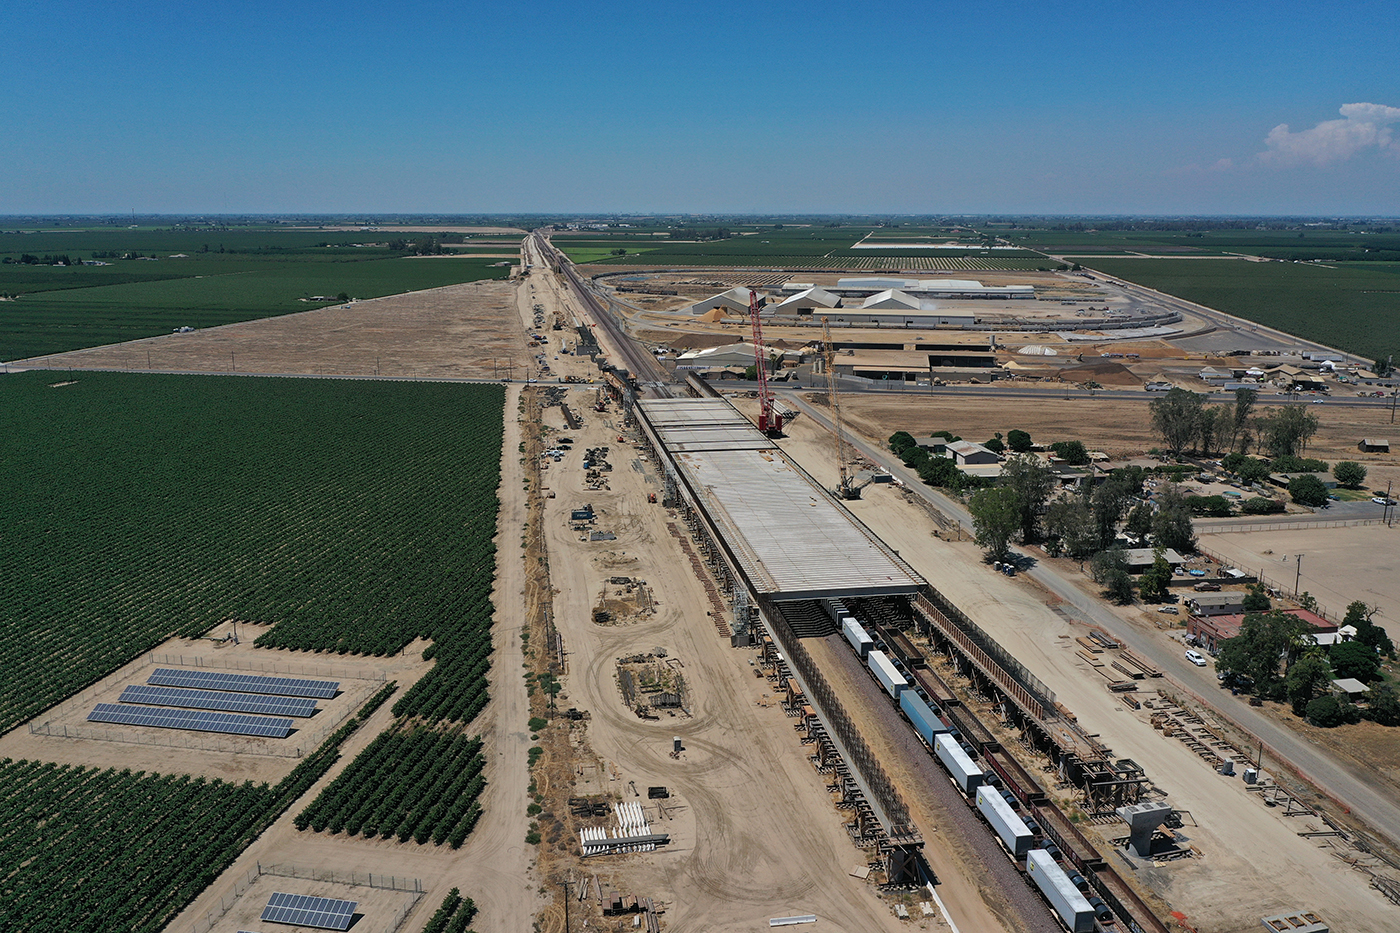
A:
[
  {"xmin": 830, "ymin": 277, "xmax": 1035, "ymax": 300},
  {"xmin": 1187, "ymin": 608, "xmax": 1336, "ymax": 653}
]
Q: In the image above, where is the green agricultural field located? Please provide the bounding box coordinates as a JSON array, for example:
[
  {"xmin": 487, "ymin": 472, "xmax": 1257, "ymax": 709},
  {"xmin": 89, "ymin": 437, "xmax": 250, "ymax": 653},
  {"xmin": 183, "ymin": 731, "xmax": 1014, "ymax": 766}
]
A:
[
  {"xmin": 0, "ymin": 684, "xmax": 392, "ymax": 933},
  {"xmin": 998, "ymin": 227, "xmax": 1400, "ymax": 261},
  {"xmin": 0, "ymin": 372, "xmax": 504, "ymax": 733},
  {"xmin": 554, "ymin": 227, "xmax": 1049, "ymax": 269},
  {"xmin": 1083, "ymin": 257, "xmax": 1400, "ymax": 363},
  {"xmin": 0, "ymin": 228, "xmax": 510, "ymax": 360}
]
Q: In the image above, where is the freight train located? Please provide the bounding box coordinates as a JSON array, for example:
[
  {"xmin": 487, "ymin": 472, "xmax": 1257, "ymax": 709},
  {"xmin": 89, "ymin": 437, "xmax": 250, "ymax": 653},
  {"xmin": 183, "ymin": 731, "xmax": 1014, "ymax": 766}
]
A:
[{"xmin": 822, "ymin": 598, "xmax": 1114, "ymax": 933}]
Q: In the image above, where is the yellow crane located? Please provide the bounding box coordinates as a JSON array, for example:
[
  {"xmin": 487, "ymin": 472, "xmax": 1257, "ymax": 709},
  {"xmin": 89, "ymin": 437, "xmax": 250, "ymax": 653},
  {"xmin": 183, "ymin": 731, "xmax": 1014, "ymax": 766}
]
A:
[{"xmin": 822, "ymin": 317, "xmax": 860, "ymax": 500}]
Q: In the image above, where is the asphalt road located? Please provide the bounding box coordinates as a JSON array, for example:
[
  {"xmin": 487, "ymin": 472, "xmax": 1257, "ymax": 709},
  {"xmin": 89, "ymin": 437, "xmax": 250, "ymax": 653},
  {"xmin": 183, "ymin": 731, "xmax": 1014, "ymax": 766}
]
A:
[
  {"xmin": 779, "ymin": 389, "xmax": 1400, "ymax": 851},
  {"xmin": 782, "ymin": 372, "xmax": 1400, "ymax": 412}
]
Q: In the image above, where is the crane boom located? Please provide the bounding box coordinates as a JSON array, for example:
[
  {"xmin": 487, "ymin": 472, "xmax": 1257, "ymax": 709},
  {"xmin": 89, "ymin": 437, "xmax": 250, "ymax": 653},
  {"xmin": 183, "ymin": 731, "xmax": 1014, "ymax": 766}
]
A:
[
  {"xmin": 822, "ymin": 317, "xmax": 859, "ymax": 499},
  {"xmin": 748, "ymin": 289, "xmax": 783, "ymax": 436}
]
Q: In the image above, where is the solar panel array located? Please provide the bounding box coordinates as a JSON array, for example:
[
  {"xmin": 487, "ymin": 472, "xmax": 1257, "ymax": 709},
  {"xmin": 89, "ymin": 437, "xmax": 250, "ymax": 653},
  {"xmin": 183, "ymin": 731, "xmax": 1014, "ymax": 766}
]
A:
[
  {"xmin": 88, "ymin": 703, "xmax": 293, "ymax": 738},
  {"xmin": 260, "ymin": 892, "xmax": 358, "ymax": 930},
  {"xmin": 119, "ymin": 684, "xmax": 317, "ymax": 718},
  {"xmin": 148, "ymin": 668, "xmax": 339, "ymax": 699}
]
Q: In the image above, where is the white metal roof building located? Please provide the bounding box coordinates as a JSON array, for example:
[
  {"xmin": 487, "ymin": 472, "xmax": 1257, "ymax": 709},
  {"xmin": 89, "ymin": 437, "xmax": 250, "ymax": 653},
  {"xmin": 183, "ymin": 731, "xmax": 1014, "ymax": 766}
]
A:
[
  {"xmin": 772, "ymin": 287, "xmax": 842, "ymax": 314},
  {"xmin": 861, "ymin": 289, "xmax": 923, "ymax": 310},
  {"xmin": 690, "ymin": 286, "xmax": 758, "ymax": 315}
]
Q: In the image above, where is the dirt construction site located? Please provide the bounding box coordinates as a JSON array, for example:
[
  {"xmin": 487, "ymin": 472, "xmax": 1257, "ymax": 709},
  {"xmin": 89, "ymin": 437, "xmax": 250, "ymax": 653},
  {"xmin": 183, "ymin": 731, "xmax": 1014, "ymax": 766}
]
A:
[{"xmin": 8, "ymin": 240, "xmax": 1400, "ymax": 933}]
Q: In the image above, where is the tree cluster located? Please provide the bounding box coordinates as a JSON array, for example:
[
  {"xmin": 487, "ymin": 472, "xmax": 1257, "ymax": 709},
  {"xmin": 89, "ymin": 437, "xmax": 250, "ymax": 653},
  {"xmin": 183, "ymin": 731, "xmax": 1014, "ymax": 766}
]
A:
[
  {"xmin": 1214, "ymin": 600, "xmax": 1395, "ymax": 727},
  {"xmin": 3, "ymin": 253, "xmax": 74, "ymax": 265}
]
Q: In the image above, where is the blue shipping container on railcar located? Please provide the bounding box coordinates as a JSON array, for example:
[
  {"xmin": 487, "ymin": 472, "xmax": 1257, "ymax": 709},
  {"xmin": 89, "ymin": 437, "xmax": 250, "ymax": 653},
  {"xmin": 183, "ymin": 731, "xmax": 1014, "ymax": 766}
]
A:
[{"xmin": 899, "ymin": 690, "xmax": 950, "ymax": 747}]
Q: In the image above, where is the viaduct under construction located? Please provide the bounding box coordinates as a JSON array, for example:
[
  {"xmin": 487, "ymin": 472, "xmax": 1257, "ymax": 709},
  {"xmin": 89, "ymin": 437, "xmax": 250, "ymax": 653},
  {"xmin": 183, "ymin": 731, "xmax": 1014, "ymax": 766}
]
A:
[{"xmin": 608, "ymin": 374, "xmax": 1171, "ymax": 933}]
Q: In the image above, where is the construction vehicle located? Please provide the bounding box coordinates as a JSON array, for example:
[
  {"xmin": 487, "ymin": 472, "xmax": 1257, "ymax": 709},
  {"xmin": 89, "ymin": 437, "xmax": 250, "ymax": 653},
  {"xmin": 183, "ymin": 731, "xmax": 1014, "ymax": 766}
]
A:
[
  {"xmin": 822, "ymin": 317, "xmax": 861, "ymax": 499},
  {"xmin": 747, "ymin": 290, "xmax": 784, "ymax": 437}
]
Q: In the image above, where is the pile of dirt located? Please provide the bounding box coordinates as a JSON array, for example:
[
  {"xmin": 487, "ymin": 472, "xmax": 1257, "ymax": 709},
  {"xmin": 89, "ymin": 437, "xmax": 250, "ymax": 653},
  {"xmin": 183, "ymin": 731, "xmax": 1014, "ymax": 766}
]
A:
[
  {"xmin": 1055, "ymin": 360, "xmax": 1141, "ymax": 386},
  {"xmin": 668, "ymin": 332, "xmax": 741, "ymax": 350}
]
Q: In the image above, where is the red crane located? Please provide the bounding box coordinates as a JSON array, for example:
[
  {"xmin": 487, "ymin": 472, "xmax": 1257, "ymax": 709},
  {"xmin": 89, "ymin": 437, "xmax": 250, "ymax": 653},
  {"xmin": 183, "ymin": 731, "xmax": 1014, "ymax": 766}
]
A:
[{"xmin": 748, "ymin": 289, "xmax": 783, "ymax": 436}]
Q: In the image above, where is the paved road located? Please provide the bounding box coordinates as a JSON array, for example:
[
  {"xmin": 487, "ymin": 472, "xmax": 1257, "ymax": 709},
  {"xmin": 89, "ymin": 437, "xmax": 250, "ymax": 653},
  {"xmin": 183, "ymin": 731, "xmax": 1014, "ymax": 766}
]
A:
[
  {"xmin": 779, "ymin": 389, "xmax": 1400, "ymax": 851},
  {"xmin": 783, "ymin": 372, "xmax": 1400, "ymax": 412}
]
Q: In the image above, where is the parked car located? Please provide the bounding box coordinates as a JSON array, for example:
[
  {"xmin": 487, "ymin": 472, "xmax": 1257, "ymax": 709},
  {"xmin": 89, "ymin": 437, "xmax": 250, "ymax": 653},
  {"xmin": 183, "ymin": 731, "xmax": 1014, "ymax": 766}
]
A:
[
  {"xmin": 1157, "ymin": 606, "xmax": 1179, "ymax": 615},
  {"xmin": 1185, "ymin": 649, "xmax": 1208, "ymax": 666},
  {"xmin": 1193, "ymin": 581, "xmax": 1221, "ymax": 592},
  {"xmin": 1373, "ymin": 496, "xmax": 1397, "ymax": 506}
]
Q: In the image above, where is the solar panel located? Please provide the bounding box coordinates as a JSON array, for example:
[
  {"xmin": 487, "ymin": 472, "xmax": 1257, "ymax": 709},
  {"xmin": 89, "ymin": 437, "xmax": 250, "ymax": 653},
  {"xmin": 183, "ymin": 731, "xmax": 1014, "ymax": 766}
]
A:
[
  {"xmin": 148, "ymin": 668, "xmax": 339, "ymax": 699},
  {"xmin": 260, "ymin": 892, "xmax": 358, "ymax": 930},
  {"xmin": 87, "ymin": 703, "xmax": 293, "ymax": 738},
  {"xmin": 119, "ymin": 684, "xmax": 318, "ymax": 717}
]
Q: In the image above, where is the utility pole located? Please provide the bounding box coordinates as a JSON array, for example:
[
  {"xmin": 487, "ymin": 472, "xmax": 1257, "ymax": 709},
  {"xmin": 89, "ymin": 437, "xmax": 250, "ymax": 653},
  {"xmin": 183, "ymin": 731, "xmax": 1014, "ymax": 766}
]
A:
[
  {"xmin": 1294, "ymin": 554, "xmax": 1304, "ymax": 597},
  {"xmin": 560, "ymin": 880, "xmax": 571, "ymax": 932}
]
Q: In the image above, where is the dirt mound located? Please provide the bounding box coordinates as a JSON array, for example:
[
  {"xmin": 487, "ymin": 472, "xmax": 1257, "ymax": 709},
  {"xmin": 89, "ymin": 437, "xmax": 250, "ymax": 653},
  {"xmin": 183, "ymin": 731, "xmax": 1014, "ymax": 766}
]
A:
[{"xmin": 1055, "ymin": 360, "xmax": 1141, "ymax": 386}]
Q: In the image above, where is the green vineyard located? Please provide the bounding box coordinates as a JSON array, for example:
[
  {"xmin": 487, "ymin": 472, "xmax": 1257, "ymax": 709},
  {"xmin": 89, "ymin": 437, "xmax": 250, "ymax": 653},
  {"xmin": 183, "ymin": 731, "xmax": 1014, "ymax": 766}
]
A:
[
  {"xmin": 296, "ymin": 724, "xmax": 486, "ymax": 848},
  {"xmin": 0, "ymin": 372, "xmax": 505, "ymax": 732},
  {"xmin": 0, "ymin": 683, "xmax": 385, "ymax": 933},
  {"xmin": 421, "ymin": 887, "xmax": 478, "ymax": 933}
]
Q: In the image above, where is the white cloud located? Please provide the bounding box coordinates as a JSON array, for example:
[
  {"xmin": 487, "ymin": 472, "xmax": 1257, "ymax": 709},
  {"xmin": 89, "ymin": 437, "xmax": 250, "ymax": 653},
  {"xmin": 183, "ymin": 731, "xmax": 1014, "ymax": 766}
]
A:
[{"xmin": 1260, "ymin": 102, "xmax": 1400, "ymax": 165}]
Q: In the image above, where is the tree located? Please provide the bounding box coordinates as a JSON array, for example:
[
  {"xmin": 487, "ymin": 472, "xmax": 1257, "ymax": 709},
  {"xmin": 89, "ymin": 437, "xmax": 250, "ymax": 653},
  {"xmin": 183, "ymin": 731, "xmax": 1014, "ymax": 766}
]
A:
[
  {"xmin": 1288, "ymin": 473, "xmax": 1329, "ymax": 507},
  {"xmin": 1150, "ymin": 486, "xmax": 1196, "ymax": 553},
  {"xmin": 984, "ymin": 436, "xmax": 1006, "ymax": 454},
  {"xmin": 1329, "ymin": 641, "xmax": 1381, "ymax": 683},
  {"xmin": 888, "ymin": 431, "xmax": 917, "ymax": 454},
  {"xmin": 1090, "ymin": 548, "xmax": 1134, "ymax": 604},
  {"xmin": 1050, "ymin": 440, "xmax": 1090, "ymax": 465},
  {"xmin": 1137, "ymin": 549, "xmax": 1173, "ymax": 603},
  {"xmin": 1258, "ymin": 404, "xmax": 1320, "ymax": 458},
  {"xmin": 1091, "ymin": 469, "xmax": 1144, "ymax": 548},
  {"xmin": 917, "ymin": 455, "xmax": 962, "ymax": 489},
  {"xmin": 1046, "ymin": 498, "xmax": 1099, "ymax": 559},
  {"xmin": 1366, "ymin": 683, "xmax": 1400, "ymax": 726},
  {"xmin": 900, "ymin": 445, "xmax": 930, "ymax": 468},
  {"xmin": 1197, "ymin": 405, "xmax": 1231, "ymax": 457},
  {"xmin": 1186, "ymin": 494, "xmax": 1233, "ymax": 516},
  {"xmin": 1242, "ymin": 583, "xmax": 1271, "ymax": 612},
  {"xmin": 1343, "ymin": 601, "xmax": 1395, "ymax": 658},
  {"xmin": 1221, "ymin": 451, "xmax": 1248, "ymax": 474},
  {"xmin": 1105, "ymin": 570, "xmax": 1136, "ymax": 604},
  {"xmin": 1237, "ymin": 457, "xmax": 1271, "ymax": 487},
  {"xmin": 1242, "ymin": 497, "xmax": 1285, "ymax": 514},
  {"xmin": 1305, "ymin": 695, "xmax": 1353, "ymax": 728},
  {"xmin": 1150, "ymin": 388, "xmax": 1206, "ymax": 455},
  {"xmin": 1286, "ymin": 655, "xmax": 1334, "ymax": 715},
  {"xmin": 968, "ymin": 486, "xmax": 1021, "ymax": 563},
  {"xmin": 1125, "ymin": 502, "xmax": 1154, "ymax": 537},
  {"xmin": 1226, "ymin": 387, "xmax": 1258, "ymax": 453},
  {"xmin": 1216, "ymin": 610, "xmax": 1312, "ymax": 693},
  {"xmin": 1007, "ymin": 429, "xmax": 1033, "ymax": 453},
  {"xmin": 1002, "ymin": 455, "xmax": 1055, "ymax": 543},
  {"xmin": 1333, "ymin": 461, "xmax": 1367, "ymax": 488}
]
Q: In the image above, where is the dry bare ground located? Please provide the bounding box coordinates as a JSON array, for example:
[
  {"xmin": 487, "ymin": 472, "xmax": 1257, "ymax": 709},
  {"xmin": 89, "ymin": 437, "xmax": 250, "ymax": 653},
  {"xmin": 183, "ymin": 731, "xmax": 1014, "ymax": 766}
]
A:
[
  {"xmin": 837, "ymin": 392, "xmax": 1400, "ymax": 491},
  {"xmin": 28, "ymin": 280, "xmax": 529, "ymax": 380},
  {"xmin": 766, "ymin": 403, "xmax": 1400, "ymax": 933}
]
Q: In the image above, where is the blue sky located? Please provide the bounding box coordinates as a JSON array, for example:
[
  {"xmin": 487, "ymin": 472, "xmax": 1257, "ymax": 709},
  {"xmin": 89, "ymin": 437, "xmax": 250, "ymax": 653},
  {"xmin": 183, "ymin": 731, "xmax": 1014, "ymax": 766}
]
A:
[{"xmin": 3, "ymin": 1, "xmax": 1397, "ymax": 215}]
